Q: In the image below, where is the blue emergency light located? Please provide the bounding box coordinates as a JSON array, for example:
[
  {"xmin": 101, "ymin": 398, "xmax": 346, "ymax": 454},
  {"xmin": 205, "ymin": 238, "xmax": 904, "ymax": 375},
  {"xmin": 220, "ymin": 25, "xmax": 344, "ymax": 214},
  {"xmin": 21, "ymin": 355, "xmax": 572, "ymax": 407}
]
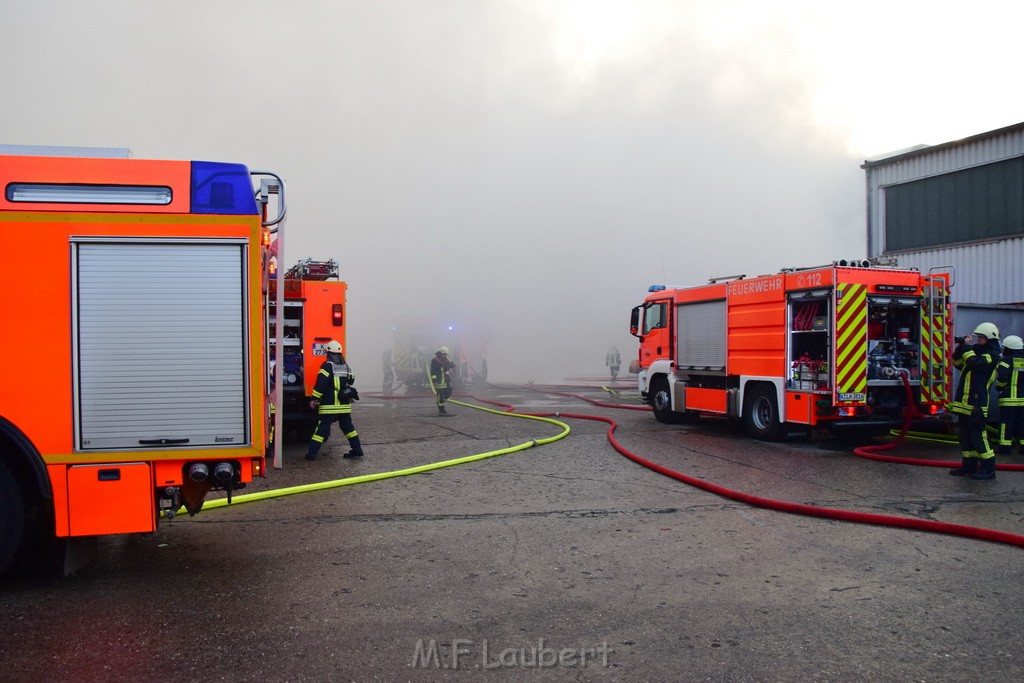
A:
[
  {"xmin": 190, "ymin": 161, "xmax": 259, "ymax": 215},
  {"xmin": 648, "ymin": 285, "xmax": 666, "ymax": 292}
]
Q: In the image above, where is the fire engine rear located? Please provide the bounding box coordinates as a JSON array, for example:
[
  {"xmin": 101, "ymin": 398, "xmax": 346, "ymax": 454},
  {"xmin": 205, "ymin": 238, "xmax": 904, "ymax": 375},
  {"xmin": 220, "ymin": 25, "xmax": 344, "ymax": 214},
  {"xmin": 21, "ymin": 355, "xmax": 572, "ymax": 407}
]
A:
[
  {"xmin": 629, "ymin": 260, "xmax": 953, "ymax": 440},
  {"xmin": 268, "ymin": 258, "xmax": 348, "ymax": 437},
  {"xmin": 0, "ymin": 149, "xmax": 283, "ymax": 574}
]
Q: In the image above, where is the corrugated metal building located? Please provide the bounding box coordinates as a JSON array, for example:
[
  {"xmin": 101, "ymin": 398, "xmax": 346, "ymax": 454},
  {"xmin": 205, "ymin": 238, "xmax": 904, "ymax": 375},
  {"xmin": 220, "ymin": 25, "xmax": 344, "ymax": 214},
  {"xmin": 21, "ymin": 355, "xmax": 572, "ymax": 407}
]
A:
[{"xmin": 863, "ymin": 121, "xmax": 1024, "ymax": 337}]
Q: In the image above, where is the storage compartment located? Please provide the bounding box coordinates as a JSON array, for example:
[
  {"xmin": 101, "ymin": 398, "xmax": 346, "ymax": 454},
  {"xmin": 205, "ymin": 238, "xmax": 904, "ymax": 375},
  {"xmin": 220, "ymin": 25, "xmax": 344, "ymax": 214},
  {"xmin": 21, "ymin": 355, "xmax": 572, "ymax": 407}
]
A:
[
  {"xmin": 676, "ymin": 299, "xmax": 727, "ymax": 371},
  {"xmin": 67, "ymin": 463, "xmax": 155, "ymax": 536},
  {"xmin": 866, "ymin": 296, "xmax": 922, "ymax": 382},
  {"xmin": 790, "ymin": 296, "xmax": 831, "ymax": 387},
  {"xmin": 789, "ymin": 296, "xmax": 831, "ymax": 390},
  {"xmin": 75, "ymin": 241, "xmax": 249, "ymax": 450}
]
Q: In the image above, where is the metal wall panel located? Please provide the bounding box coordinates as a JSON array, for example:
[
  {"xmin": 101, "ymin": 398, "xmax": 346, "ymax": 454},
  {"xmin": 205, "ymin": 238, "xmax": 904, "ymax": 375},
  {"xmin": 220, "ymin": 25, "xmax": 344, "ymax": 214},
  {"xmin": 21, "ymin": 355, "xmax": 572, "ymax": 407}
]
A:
[
  {"xmin": 884, "ymin": 237, "xmax": 1024, "ymax": 305},
  {"xmin": 864, "ymin": 123, "xmax": 1024, "ymax": 306},
  {"xmin": 75, "ymin": 241, "xmax": 248, "ymax": 450}
]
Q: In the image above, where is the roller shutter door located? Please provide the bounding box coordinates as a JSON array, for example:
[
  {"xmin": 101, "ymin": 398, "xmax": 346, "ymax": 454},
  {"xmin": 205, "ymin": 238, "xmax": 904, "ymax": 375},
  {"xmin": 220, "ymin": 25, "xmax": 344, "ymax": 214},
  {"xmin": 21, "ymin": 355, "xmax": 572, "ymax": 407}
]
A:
[
  {"xmin": 75, "ymin": 241, "xmax": 248, "ymax": 450},
  {"xmin": 676, "ymin": 300, "xmax": 727, "ymax": 371}
]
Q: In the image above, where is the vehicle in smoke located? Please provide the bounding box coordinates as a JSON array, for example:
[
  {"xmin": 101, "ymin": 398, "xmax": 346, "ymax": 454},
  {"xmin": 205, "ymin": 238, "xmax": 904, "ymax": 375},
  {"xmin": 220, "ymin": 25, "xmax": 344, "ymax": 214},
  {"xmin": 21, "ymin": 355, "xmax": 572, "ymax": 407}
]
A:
[{"xmin": 392, "ymin": 315, "xmax": 490, "ymax": 390}]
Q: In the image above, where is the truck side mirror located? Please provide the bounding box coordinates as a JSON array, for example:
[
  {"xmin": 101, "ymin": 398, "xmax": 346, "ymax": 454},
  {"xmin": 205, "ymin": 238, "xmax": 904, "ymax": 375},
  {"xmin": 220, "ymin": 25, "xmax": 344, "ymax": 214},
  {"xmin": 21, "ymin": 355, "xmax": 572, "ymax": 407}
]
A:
[{"xmin": 629, "ymin": 306, "xmax": 641, "ymax": 338}]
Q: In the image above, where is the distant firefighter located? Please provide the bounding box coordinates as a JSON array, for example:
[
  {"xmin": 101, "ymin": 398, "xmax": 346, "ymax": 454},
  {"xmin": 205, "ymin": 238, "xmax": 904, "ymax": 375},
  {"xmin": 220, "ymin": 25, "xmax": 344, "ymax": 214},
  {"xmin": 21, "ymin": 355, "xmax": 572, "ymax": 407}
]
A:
[
  {"xmin": 382, "ymin": 347, "xmax": 395, "ymax": 393},
  {"xmin": 606, "ymin": 345, "xmax": 621, "ymax": 381},
  {"xmin": 429, "ymin": 346, "xmax": 456, "ymax": 415}
]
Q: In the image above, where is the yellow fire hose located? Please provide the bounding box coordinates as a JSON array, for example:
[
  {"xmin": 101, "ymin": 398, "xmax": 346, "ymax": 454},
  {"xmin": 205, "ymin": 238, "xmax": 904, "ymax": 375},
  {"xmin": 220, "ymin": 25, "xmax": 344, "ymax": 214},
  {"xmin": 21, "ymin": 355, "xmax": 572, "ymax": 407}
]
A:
[
  {"xmin": 184, "ymin": 397, "xmax": 570, "ymax": 514},
  {"xmin": 889, "ymin": 423, "xmax": 1000, "ymax": 445}
]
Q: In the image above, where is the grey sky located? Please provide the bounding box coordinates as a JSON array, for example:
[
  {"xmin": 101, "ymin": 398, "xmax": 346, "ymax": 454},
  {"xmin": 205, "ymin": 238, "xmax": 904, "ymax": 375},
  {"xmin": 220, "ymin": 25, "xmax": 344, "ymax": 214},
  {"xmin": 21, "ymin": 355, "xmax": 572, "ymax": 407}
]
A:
[{"xmin": 3, "ymin": 1, "xmax": 1022, "ymax": 382}]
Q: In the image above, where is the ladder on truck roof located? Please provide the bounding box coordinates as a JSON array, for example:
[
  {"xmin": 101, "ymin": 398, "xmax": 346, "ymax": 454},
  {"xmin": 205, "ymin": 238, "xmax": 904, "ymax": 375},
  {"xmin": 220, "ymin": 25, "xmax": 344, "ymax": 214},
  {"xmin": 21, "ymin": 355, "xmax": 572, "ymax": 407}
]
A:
[{"xmin": 284, "ymin": 258, "xmax": 338, "ymax": 281}]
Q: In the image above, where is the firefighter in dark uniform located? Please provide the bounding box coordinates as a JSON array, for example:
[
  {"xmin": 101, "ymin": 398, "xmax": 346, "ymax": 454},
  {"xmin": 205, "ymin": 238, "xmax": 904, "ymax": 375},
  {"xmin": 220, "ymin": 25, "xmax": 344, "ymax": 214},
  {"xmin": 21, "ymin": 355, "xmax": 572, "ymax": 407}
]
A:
[
  {"xmin": 306, "ymin": 340, "xmax": 363, "ymax": 461},
  {"xmin": 948, "ymin": 322, "xmax": 1001, "ymax": 480},
  {"xmin": 429, "ymin": 345, "xmax": 456, "ymax": 415},
  {"xmin": 996, "ymin": 334, "xmax": 1024, "ymax": 456}
]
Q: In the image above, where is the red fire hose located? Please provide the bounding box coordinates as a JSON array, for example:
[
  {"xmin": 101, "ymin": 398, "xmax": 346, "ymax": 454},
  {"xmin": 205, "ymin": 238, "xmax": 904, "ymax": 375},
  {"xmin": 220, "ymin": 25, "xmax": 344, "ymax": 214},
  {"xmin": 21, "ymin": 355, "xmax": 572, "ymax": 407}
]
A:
[
  {"xmin": 514, "ymin": 383, "xmax": 1024, "ymax": 549},
  {"xmin": 851, "ymin": 371, "xmax": 1024, "ymax": 471}
]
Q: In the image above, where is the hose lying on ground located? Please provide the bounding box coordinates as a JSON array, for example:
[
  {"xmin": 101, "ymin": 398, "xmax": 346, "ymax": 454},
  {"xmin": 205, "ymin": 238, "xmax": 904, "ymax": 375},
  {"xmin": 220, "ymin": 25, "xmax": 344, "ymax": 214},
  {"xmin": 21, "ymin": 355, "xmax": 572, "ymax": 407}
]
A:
[
  {"xmin": 520, "ymin": 383, "xmax": 1024, "ymax": 549},
  {"xmin": 199, "ymin": 381, "xmax": 1023, "ymax": 549},
  {"xmin": 186, "ymin": 398, "xmax": 569, "ymax": 513},
  {"xmin": 851, "ymin": 372, "xmax": 1024, "ymax": 471}
]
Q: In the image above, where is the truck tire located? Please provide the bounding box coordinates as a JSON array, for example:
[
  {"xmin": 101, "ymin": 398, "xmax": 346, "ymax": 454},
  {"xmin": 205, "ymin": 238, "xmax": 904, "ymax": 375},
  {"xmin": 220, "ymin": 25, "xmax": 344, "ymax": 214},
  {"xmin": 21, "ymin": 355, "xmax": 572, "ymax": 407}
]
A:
[
  {"xmin": 0, "ymin": 460, "xmax": 26, "ymax": 575},
  {"xmin": 744, "ymin": 385, "xmax": 784, "ymax": 441},
  {"xmin": 650, "ymin": 377, "xmax": 685, "ymax": 424}
]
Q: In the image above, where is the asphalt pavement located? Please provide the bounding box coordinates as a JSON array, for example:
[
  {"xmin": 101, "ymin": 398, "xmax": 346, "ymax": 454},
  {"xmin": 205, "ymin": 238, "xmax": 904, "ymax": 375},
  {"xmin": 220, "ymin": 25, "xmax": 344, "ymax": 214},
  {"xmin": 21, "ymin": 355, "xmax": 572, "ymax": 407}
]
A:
[{"xmin": 2, "ymin": 382, "xmax": 1023, "ymax": 681}]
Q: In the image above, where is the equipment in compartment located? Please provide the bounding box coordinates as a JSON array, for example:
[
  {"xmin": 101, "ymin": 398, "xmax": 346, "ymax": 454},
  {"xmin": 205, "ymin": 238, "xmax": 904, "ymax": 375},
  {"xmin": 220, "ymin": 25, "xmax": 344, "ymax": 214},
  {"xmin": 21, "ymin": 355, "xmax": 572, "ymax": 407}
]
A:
[
  {"xmin": 866, "ymin": 297, "xmax": 921, "ymax": 381},
  {"xmin": 789, "ymin": 298, "xmax": 830, "ymax": 391}
]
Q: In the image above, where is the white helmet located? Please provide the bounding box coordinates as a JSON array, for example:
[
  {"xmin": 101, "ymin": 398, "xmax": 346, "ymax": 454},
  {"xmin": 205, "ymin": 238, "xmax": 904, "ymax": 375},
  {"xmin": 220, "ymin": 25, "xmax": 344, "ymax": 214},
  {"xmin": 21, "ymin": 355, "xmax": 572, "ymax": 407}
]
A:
[
  {"xmin": 325, "ymin": 340, "xmax": 343, "ymax": 353},
  {"xmin": 973, "ymin": 322, "xmax": 999, "ymax": 340},
  {"xmin": 438, "ymin": 346, "xmax": 450, "ymax": 356},
  {"xmin": 1004, "ymin": 335, "xmax": 1023, "ymax": 351}
]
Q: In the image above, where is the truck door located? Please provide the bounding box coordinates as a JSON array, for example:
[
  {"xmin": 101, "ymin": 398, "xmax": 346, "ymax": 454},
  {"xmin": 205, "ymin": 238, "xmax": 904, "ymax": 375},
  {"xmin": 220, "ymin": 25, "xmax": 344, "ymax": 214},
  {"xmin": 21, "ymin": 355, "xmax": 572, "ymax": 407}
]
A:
[{"xmin": 636, "ymin": 298, "xmax": 672, "ymax": 369}]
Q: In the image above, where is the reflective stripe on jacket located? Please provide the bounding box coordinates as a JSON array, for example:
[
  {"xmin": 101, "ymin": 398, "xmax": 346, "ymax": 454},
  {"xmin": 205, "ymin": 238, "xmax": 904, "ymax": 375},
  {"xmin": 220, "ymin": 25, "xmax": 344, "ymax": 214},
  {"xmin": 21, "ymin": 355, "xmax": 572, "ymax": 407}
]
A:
[{"xmin": 997, "ymin": 351, "xmax": 1024, "ymax": 407}]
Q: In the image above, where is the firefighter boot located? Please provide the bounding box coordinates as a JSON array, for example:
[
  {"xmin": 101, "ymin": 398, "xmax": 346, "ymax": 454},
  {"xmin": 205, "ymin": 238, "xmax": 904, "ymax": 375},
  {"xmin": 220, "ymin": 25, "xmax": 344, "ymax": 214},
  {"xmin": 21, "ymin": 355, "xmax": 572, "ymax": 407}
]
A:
[
  {"xmin": 971, "ymin": 457, "xmax": 996, "ymax": 480},
  {"xmin": 438, "ymin": 404, "xmax": 447, "ymax": 415},
  {"xmin": 949, "ymin": 457, "xmax": 979, "ymax": 476},
  {"xmin": 343, "ymin": 435, "xmax": 364, "ymax": 459}
]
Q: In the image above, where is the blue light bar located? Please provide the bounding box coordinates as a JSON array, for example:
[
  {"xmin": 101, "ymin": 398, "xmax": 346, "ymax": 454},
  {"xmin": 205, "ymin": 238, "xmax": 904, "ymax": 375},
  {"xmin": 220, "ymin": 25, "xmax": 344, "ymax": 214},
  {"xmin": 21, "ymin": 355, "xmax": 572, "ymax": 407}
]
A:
[
  {"xmin": 648, "ymin": 285, "xmax": 666, "ymax": 292},
  {"xmin": 190, "ymin": 161, "xmax": 258, "ymax": 215}
]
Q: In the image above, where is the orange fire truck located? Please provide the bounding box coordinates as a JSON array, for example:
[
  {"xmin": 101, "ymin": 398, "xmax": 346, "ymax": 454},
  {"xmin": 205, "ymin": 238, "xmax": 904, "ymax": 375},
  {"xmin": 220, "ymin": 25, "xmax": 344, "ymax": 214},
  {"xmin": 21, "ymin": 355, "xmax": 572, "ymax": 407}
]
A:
[
  {"xmin": 268, "ymin": 258, "xmax": 347, "ymax": 435},
  {"xmin": 629, "ymin": 260, "xmax": 953, "ymax": 440},
  {"xmin": 0, "ymin": 149, "xmax": 284, "ymax": 574}
]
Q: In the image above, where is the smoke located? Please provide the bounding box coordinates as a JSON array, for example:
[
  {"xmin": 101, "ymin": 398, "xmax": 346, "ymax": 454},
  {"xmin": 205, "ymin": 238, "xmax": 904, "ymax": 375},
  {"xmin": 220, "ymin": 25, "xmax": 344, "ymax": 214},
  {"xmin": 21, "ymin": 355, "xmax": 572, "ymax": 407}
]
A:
[{"xmin": 2, "ymin": 1, "xmax": 875, "ymax": 384}]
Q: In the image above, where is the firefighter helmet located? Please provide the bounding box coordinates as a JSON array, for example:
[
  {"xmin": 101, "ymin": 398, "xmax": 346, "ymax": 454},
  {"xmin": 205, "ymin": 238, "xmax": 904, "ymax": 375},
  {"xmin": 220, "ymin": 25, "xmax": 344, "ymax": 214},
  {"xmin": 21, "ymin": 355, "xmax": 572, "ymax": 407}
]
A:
[
  {"xmin": 1004, "ymin": 335, "xmax": 1023, "ymax": 350},
  {"xmin": 973, "ymin": 322, "xmax": 999, "ymax": 340},
  {"xmin": 438, "ymin": 346, "xmax": 450, "ymax": 356},
  {"xmin": 325, "ymin": 340, "xmax": 343, "ymax": 353}
]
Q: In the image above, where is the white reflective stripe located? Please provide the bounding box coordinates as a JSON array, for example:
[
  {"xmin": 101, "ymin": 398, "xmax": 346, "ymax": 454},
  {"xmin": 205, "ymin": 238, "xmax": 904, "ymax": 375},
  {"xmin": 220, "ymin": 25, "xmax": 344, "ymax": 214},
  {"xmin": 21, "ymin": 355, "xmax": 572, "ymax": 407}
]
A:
[{"xmin": 76, "ymin": 242, "xmax": 248, "ymax": 450}]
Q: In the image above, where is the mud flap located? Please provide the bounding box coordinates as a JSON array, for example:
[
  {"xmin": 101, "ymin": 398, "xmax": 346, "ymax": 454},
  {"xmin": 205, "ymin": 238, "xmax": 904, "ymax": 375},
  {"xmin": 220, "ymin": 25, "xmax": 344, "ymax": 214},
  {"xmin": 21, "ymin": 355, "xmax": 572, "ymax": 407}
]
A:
[
  {"xmin": 64, "ymin": 536, "xmax": 97, "ymax": 576},
  {"xmin": 180, "ymin": 478, "xmax": 211, "ymax": 517}
]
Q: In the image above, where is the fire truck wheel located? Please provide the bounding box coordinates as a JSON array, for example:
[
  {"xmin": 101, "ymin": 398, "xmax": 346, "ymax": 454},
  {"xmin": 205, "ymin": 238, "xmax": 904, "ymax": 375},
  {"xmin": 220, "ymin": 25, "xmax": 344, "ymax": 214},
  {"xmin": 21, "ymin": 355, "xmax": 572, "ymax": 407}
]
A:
[
  {"xmin": 744, "ymin": 386, "xmax": 784, "ymax": 441},
  {"xmin": 650, "ymin": 377, "xmax": 684, "ymax": 424},
  {"xmin": 0, "ymin": 459, "xmax": 26, "ymax": 575}
]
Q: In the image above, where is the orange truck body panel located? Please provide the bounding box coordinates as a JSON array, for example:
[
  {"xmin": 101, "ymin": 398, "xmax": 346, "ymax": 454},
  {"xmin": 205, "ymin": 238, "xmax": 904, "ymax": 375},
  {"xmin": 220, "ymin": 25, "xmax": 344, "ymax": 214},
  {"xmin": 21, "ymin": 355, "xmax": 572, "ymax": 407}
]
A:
[
  {"xmin": 1, "ymin": 153, "xmax": 269, "ymax": 540},
  {"xmin": 633, "ymin": 263, "xmax": 953, "ymax": 435},
  {"xmin": 294, "ymin": 278, "xmax": 348, "ymax": 397}
]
